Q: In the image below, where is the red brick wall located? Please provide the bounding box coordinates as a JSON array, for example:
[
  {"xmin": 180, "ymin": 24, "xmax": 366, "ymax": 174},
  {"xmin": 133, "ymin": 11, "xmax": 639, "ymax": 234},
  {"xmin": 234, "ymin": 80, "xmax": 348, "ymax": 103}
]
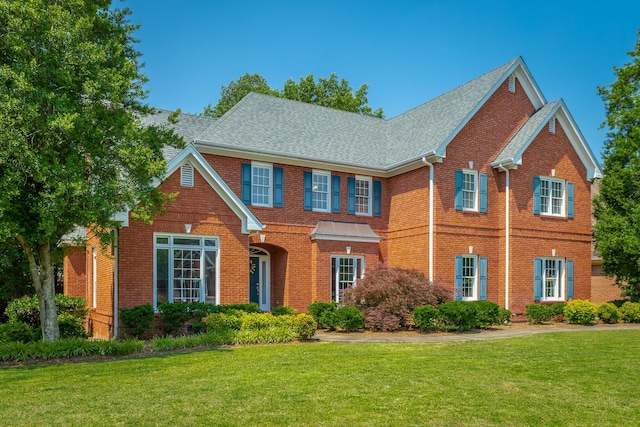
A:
[
  {"xmin": 63, "ymin": 246, "xmax": 86, "ymax": 299},
  {"xmin": 591, "ymin": 263, "xmax": 623, "ymax": 304}
]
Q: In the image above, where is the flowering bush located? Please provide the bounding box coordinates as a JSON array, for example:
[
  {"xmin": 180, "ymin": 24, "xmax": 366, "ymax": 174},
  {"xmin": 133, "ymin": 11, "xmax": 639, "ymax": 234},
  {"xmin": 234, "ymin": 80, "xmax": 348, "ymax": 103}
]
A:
[{"xmin": 341, "ymin": 268, "xmax": 452, "ymax": 331}]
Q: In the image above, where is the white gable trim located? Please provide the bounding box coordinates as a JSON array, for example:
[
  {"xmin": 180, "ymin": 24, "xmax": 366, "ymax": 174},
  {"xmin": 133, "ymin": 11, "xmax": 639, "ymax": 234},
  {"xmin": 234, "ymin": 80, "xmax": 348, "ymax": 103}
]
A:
[
  {"xmin": 435, "ymin": 57, "xmax": 547, "ymax": 158},
  {"xmin": 492, "ymin": 100, "xmax": 602, "ymax": 180},
  {"xmin": 163, "ymin": 144, "xmax": 264, "ymax": 234}
]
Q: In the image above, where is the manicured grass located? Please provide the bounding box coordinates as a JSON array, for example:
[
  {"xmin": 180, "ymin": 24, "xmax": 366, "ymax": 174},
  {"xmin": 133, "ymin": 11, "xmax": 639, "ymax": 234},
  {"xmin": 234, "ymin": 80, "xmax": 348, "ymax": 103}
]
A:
[{"xmin": 1, "ymin": 330, "xmax": 640, "ymax": 426}]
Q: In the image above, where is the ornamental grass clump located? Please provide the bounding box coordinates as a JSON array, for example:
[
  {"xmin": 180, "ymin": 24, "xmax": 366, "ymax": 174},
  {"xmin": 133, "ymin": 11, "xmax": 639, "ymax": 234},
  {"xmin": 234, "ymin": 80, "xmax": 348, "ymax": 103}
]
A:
[
  {"xmin": 563, "ymin": 300, "xmax": 598, "ymax": 325},
  {"xmin": 341, "ymin": 268, "xmax": 452, "ymax": 331}
]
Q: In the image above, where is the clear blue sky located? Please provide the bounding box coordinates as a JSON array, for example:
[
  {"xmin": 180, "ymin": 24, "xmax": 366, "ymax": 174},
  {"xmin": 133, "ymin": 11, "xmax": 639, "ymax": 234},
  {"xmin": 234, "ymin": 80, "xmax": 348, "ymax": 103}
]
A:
[{"xmin": 123, "ymin": 0, "xmax": 640, "ymax": 162}]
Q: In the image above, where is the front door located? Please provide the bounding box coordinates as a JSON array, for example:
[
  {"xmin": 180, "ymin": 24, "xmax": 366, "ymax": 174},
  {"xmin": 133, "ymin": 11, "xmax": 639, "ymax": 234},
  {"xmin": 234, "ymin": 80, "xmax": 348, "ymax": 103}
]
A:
[{"xmin": 249, "ymin": 248, "xmax": 270, "ymax": 311}]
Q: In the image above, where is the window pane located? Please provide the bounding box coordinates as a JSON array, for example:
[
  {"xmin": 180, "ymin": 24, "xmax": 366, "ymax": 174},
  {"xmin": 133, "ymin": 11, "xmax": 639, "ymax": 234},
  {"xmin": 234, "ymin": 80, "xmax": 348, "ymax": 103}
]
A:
[
  {"xmin": 156, "ymin": 248, "xmax": 169, "ymax": 305},
  {"xmin": 204, "ymin": 250, "xmax": 217, "ymax": 304},
  {"xmin": 156, "ymin": 236, "xmax": 169, "ymax": 245},
  {"xmin": 544, "ymin": 259, "xmax": 558, "ymax": 299},
  {"xmin": 312, "ymin": 173, "xmax": 329, "ymax": 210},
  {"xmin": 356, "ymin": 179, "xmax": 370, "ymax": 214},
  {"xmin": 172, "ymin": 249, "xmax": 201, "ymax": 303},
  {"xmin": 462, "ymin": 172, "xmax": 476, "ymax": 210},
  {"xmin": 252, "ymin": 165, "xmax": 271, "ymax": 205},
  {"xmin": 461, "ymin": 256, "xmax": 476, "ymax": 298},
  {"xmin": 173, "ymin": 237, "xmax": 200, "ymax": 246},
  {"xmin": 540, "ymin": 180, "xmax": 549, "ymax": 214}
]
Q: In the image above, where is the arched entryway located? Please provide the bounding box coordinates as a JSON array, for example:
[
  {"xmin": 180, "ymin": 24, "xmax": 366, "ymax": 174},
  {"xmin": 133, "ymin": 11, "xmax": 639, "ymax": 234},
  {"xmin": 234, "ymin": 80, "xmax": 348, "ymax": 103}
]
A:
[{"xmin": 249, "ymin": 247, "xmax": 270, "ymax": 311}]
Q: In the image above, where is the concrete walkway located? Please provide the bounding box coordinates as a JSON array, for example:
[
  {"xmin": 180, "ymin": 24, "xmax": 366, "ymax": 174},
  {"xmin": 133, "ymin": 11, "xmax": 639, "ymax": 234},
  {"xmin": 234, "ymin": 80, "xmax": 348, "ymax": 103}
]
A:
[{"xmin": 313, "ymin": 324, "xmax": 640, "ymax": 343}]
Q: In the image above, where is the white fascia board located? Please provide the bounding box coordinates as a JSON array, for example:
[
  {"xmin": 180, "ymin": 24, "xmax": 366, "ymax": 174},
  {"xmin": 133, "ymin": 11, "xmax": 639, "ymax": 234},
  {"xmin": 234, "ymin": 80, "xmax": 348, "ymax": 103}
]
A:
[{"xmin": 165, "ymin": 145, "xmax": 264, "ymax": 234}]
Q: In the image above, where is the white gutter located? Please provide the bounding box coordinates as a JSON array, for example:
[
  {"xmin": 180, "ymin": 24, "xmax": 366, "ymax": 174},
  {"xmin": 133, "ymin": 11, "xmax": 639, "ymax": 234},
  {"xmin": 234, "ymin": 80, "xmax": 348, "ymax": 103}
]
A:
[
  {"xmin": 113, "ymin": 229, "xmax": 119, "ymax": 339},
  {"xmin": 497, "ymin": 165, "xmax": 510, "ymax": 310},
  {"xmin": 421, "ymin": 157, "xmax": 435, "ymax": 282}
]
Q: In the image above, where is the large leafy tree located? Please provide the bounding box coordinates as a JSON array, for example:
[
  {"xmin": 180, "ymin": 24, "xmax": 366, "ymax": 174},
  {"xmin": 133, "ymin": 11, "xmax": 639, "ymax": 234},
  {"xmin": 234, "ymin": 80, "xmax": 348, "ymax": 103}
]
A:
[
  {"xmin": 594, "ymin": 30, "xmax": 640, "ymax": 300},
  {"xmin": 204, "ymin": 72, "xmax": 384, "ymax": 118},
  {"xmin": 0, "ymin": 0, "xmax": 183, "ymax": 341}
]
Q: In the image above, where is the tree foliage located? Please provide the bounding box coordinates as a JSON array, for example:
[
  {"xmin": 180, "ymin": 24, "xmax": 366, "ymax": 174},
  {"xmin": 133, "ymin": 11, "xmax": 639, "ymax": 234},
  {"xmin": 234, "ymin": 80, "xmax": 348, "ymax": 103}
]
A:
[
  {"xmin": 204, "ymin": 72, "xmax": 384, "ymax": 118},
  {"xmin": 0, "ymin": 0, "xmax": 183, "ymax": 340},
  {"xmin": 594, "ymin": 30, "xmax": 640, "ymax": 300}
]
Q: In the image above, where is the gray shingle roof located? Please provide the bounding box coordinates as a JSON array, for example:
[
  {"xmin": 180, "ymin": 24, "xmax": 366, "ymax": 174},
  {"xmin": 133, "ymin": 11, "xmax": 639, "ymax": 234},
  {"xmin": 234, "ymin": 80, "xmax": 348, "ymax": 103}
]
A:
[
  {"xmin": 140, "ymin": 109, "xmax": 217, "ymax": 162},
  {"xmin": 493, "ymin": 100, "xmax": 560, "ymax": 166},
  {"xmin": 196, "ymin": 58, "xmax": 522, "ymax": 170}
]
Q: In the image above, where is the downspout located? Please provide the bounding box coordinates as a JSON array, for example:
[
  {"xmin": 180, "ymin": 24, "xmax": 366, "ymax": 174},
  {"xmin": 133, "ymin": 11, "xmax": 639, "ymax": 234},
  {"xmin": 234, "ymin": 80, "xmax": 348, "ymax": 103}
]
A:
[
  {"xmin": 421, "ymin": 157, "xmax": 434, "ymax": 282},
  {"xmin": 113, "ymin": 229, "xmax": 119, "ymax": 339},
  {"xmin": 497, "ymin": 165, "xmax": 510, "ymax": 310}
]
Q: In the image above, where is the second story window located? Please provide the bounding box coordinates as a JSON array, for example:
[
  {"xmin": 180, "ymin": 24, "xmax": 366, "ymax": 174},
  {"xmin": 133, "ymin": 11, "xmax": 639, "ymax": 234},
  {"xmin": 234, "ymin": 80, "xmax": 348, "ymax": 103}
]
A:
[
  {"xmin": 251, "ymin": 162, "xmax": 272, "ymax": 207},
  {"xmin": 534, "ymin": 176, "xmax": 573, "ymax": 218},
  {"xmin": 355, "ymin": 176, "xmax": 372, "ymax": 216},
  {"xmin": 455, "ymin": 170, "xmax": 487, "ymax": 213},
  {"xmin": 312, "ymin": 171, "xmax": 330, "ymax": 212},
  {"xmin": 462, "ymin": 171, "xmax": 477, "ymax": 210},
  {"xmin": 242, "ymin": 162, "xmax": 283, "ymax": 208}
]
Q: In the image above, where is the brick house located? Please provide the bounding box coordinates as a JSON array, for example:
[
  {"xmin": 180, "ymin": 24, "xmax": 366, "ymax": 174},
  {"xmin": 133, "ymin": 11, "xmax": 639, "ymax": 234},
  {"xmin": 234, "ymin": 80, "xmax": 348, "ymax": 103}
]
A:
[{"xmin": 64, "ymin": 57, "xmax": 602, "ymax": 338}]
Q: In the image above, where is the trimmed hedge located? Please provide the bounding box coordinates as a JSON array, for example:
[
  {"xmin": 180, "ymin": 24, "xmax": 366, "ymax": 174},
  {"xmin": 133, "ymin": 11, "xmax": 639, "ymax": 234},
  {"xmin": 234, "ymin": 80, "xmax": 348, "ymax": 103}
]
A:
[
  {"xmin": 120, "ymin": 304, "xmax": 155, "ymax": 339},
  {"xmin": 412, "ymin": 304, "xmax": 439, "ymax": 332},
  {"xmin": 597, "ymin": 303, "xmax": 621, "ymax": 324},
  {"xmin": 563, "ymin": 300, "xmax": 597, "ymax": 325},
  {"xmin": 308, "ymin": 301, "xmax": 337, "ymax": 328},
  {"xmin": 620, "ymin": 301, "xmax": 640, "ymax": 323},
  {"xmin": 525, "ymin": 304, "xmax": 552, "ymax": 324},
  {"xmin": 320, "ymin": 305, "xmax": 364, "ymax": 332}
]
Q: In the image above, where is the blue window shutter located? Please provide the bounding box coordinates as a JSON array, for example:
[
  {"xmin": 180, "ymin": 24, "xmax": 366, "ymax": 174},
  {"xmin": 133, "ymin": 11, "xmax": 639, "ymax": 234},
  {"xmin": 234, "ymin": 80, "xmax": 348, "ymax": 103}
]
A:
[
  {"xmin": 566, "ymin": 259, "xmax": 574, "ymax": 300},
  {"xmin": 567, "ymin": 182, "xmax": 574, "ymax": 219},
  {"xmin": 273, "ymin": 166, "xmax": 284, "ymax": 208},
  {"xmin": 479, "ymin": 256, "xmax": 487, "ymax": 300},
  {"xmin": 241, "ymin": 163, "xmax": 252, "ymax": 205},
  {"xmin": 373, "ymin": 180, "xmax": 382, "ymax": 217},
  {"xmin": 534, "ymin": 258, "xmax": 543, "ymax": 300},
  {"xmin": 303, "ymin": 171, "xmax": 312, "ymax": 211},
  {"xmin": 533, "ymin": 176, "xmax": 541, "ymax": 215},
  {"xmin": 479, "ymin": 173, "xmax": 488, "ymax": 213},
  {"xmin": 347, "ymin": 177, "xmax": 356, "ymax": 215},
  {"xmin": 455, "ymin": 170, "xmax": 463, "ymax": 210},
  {"xmin": 331, "ymin": 175, "xmax": 341, "ymax": 213},
  {"xmin": 454, "ymin": 256, "xmax": 463, "ymax": 300}
]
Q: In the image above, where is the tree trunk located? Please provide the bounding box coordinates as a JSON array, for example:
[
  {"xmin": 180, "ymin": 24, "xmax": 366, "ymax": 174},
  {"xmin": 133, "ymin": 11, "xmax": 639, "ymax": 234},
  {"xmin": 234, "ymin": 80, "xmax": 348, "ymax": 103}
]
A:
[{"xmin": 16, "ymin": 235, "xmax": 60, "ymax": 341}]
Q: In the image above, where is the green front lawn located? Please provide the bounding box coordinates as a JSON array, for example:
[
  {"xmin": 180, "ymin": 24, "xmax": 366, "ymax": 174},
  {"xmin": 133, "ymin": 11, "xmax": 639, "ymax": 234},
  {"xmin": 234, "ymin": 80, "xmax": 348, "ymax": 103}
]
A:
[{"xmin": 2, "ymin": 330, "xmax": 639, "ymax": 426}]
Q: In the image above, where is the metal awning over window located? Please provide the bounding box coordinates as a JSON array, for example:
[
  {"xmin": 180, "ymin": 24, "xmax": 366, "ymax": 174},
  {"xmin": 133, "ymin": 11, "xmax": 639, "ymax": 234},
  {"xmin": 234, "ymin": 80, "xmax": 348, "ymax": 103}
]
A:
[{"xmin": 309, "ymin": 220, "xmax": 381, "ymax": 243}]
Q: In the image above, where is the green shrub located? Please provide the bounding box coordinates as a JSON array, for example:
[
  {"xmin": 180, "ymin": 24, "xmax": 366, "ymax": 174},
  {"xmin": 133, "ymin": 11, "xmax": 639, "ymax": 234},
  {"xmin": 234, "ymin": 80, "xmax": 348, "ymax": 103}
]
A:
[
  {"xmin": 334, "ymin": 306, "xmax": 364, "ymax": 332},
  {"xmin": 549, "ymin": 303, "xmax": 566, "ymax": 322},
  {"xmin": 120, "ymin": 304, "xmax": 155, "ymax": 339},
  {"xmin": 0, "ymin": 321, "xmax": 35, "ymax": 343},
  {"xmin": 413, "ymin": 304, "xmax": 439, "ymax": 332},
  {"xmin": 620, "ymin": 301, "xmax": 640, "ymax": 323},
  {"xmin": 597, "ymin": 302, "xmax": 621, "ymax": 324},
  {"xmin": 272, "ymin": 305, "xmax": 297, "ymax": 316},
  {"xmin": 498, "ymin": 308, "xmax": 512, "ymax": 324},
  {"xmin": 437, "ymin": 301, "xmax": 477, "ymax": 331},
  {"xmin": 525, "ymin": 304, "xmax": 552, "ymax": 324},
  {"xmin": 203, "ymin": 312, "xmax": 243, "ymax": 331},
  {"xmin": 58, "ymin": 313, "xmax": 87, "ymax": 339},
  {"xmin": 293, "ymin": 314, "xmax": 316, "ymax": 339},
  {"xmin": 470, "ymin": 301, "xmax": 501, "ymax": 328},
  {"xmin": 5, "ymin": 294, "xmax": 88, "ymax": 329},
  {"xmin": 308, "ymin": 301, "xmax": 337, "ymax": 328},
  {"xmin": 157, "ymin": 302, "xmax": 192, "ymax": 335},
  {"xmin": 563, "ymin": 300, "xmax": 597, "ymax": 325}
]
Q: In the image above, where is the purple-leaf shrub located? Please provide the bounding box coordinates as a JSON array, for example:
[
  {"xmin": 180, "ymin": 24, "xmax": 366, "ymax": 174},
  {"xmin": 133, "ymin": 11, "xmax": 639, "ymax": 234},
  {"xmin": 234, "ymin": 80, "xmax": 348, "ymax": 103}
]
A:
[{"xmin": 341, "ymin": 268, "xmax": 453, "ymax": 331}]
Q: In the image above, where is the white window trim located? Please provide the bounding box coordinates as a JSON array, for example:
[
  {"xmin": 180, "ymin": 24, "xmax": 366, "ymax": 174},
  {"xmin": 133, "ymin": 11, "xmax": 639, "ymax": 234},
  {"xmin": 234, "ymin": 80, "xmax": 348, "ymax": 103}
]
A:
[
  {"xmin": 92, "ymin": 247, "xmax": 97, "ymax": 308},
  {"xmin": 540, "ymin": 257, "xmax": 565, "ymax": 302},
  {"xmin": 459, "ymin": 255, "xmax": 478, "ymax": 301},
  {"xmin": 462, "ymin": 169, "xmax": 479, "ymax": 212},
  {"xmin": 539, "ymin": 176, "xmax": 565, "ymax": 217},
  {"xmin": 355, "ymin": 175, "xmax": 372, "ymax": 217},
  {"xmin": 312, "ymin": 169, "xmax": 331, "ymax": 213},
  {"xmin": 331, "ymin": 255, "xmax": 365, "ymax": 303},
  {"xmin": 251, "ymin": 161, "xmax": 273, "ymax": 207},
  {"xmin": 153, "ymin": 233, "xmax": 220, "ymax": 309}
]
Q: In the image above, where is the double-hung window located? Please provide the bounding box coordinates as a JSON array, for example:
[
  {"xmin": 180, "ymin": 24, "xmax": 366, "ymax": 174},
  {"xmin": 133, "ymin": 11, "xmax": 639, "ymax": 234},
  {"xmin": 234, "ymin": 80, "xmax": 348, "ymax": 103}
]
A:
[
  {"xmin": 154, "ymin": 235, "xmax": 219, "ymax": 309},
  {"xmin": 355, "ymin": 176, "xmax": 372, "ymax": 216},
  {"xmin": 455, "ymin": 170, "xmax": 487, "ymax": 212},
  {"xmin": 534, "ymin": 257, "xmax": 574, "ymax": 302},
  {"xmin": 312, "ymin": 171, "xmax": 330, "ymax": 212},
  {"xmin": 242, "ymin": 162, "xmax": 284, "ymax": 208},
  {"xmin": 454, "ymin": 255, "xmax": 487, "ymax": 301},
  {"xmin": 251, "ymin": 162, "xmax": 272, "ymax": 207},
  {"xmin": 331, "ymin": 256, "xmax": 364, "ymax": 302},
  {"xmin": 534, "ymin": 176, "xmax": 574, "ymax": 218}
]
